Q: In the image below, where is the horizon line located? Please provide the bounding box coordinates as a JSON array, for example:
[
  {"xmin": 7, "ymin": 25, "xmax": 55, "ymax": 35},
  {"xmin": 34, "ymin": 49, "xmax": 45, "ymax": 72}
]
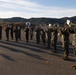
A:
[{"xmin": 0, "ymin": 16, "xmax": 76, "ymax": 19}]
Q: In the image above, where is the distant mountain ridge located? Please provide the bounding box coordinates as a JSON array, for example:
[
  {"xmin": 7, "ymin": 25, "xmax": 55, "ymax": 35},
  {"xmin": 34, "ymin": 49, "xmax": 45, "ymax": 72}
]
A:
[{"xmin": 0, "ymin": 16, "xmax": 76, "ymax": 26}]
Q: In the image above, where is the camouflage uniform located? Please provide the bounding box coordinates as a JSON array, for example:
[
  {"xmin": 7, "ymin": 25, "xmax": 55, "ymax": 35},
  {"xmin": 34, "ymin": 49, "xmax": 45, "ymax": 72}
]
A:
[
  {"xmin": 41, "ymin": 29, "xmax": 46, "ymax": 45},
  {"xmin": 51, "ymin": 26, "xmax": 58, "ymax": 53},
  {"xmin": 72, "ymin": 30, "xmax": 76, "ymax": 56},
  {"xmin": 60, "ymin": 27, "xmax": 70, "ymax": 59},
  {"xmin": 47, "ymin": 28, "xmax": 52, "ymax": 48},
  {"xmin": 72, "ymin": 27, "xmax": 76, "ymax": 69}
]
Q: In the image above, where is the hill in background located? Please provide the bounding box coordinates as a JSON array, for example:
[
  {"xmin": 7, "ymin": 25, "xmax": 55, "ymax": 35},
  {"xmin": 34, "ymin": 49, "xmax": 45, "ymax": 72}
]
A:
[{"xmin": 0, "ymin": 16, "xmax": 76, "ymax": 26}]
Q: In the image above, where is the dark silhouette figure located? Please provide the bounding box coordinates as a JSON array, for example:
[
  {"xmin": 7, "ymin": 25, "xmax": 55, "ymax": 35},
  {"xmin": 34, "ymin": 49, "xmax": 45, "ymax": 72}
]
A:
[
  {"xmin": 10, "ymin": 25, "xmax": 14, "ymax": 40},
  {"xmin": 35, "ymin": 27, "xmax": 41, "ymax": 44},
  {"xmin": 25, "ymin": 26, "xmax": 30, "ymax": 42},
  {"xmin": 0, "ymin": 25, "xmax": 2, "ymax": 40},
  {"xmin": 14, "ymin": 26, "xmax": 20, "ymax": 42},
  {"xmin": 30, "ymin": 27, "xmax": 34, "ymax": 40},
  {"xmin": 5, "ymin": 25, "xmax": 10, "ymax": 41},
  {"xmin": 18, "ymin": 26, "xmax": 21, "ymax": 41}
]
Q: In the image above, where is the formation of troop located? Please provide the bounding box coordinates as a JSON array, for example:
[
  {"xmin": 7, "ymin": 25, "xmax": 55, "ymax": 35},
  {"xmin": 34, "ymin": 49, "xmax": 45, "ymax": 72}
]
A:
[{"xmin": 0, "ymin": 21, "xmax": 76, "ymax": 69}]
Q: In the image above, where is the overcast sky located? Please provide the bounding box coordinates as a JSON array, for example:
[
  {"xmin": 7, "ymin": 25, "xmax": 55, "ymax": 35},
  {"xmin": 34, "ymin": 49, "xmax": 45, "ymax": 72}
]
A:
[{"xmin": 0, "ymin": 0, "xmax": 76, "ymax": 18}]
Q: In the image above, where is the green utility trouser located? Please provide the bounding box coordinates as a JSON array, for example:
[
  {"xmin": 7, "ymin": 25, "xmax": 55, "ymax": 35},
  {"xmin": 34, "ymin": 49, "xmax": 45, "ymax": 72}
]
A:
[{"xmin": 64, "ymin": 40, "xmax": 69, "ymax": 57}]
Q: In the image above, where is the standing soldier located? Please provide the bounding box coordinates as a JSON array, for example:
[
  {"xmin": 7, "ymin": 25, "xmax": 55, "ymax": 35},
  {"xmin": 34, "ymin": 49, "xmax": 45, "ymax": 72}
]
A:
[
  {"xmin": 47, "ymin": 24, "xmax": 52, "ymax": 48},
  {"xmin": 41, "ymin": 28, "xmax": 46, "ymax": 45},
  {"xmin": 51, "ymin": 24, "xmax": 58, "ymax": 53},
  {"xmin": 10, "ymin": 25, "xmax": 14, "ymax": 40},
  {"xmin": 60, "ymin": 24, "xmax": 70, "ymax": 60},
  {"xmin": 35, "ymin": 26, "xmax": 41, "ymax": 44},
  {"xmin": 0, "ymin": 23, "xmax": 2, "ymax": 40},
  {"xmin": 72, "ymin": 25, "xmax": 76, "ymax": 69},
  {"xmin": 14, "ymin": 26, "xmax": 19, "ymax": 42},
  {"xmin": 24, "ymin": 26, "xmax": 30, "ymax": 42},
  {"xmin": 5, "ymin": 24, "xmax": 10, "ymax": 41},
  {"xmin": 18, "ymin": 26, "xmax": 21, "ymax": 41},
  {"xmin": 30, "ymin": 27, "xmax": 34, "ymax": 40}
]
